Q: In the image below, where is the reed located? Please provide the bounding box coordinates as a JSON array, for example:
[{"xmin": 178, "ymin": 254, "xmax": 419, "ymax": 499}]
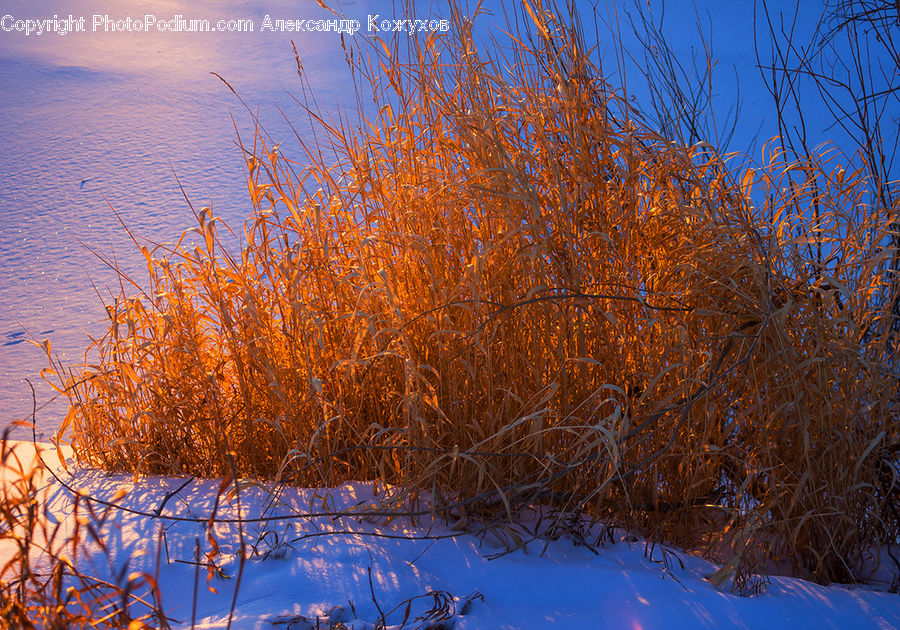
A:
[
  {"xmin": 46, "ymin": 1, "xmax": 900, "ymax": 586},
  {"xmin": 0, "ymin": 433, "xmax": 168, "ymax": 628}
]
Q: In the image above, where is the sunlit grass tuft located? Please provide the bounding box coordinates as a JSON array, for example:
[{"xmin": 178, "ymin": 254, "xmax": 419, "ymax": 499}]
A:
[
  {"xmin": 0, "ymin": 433, "xmax": 168, "ymax": 627},
  {"xmin": 46, "ymin": 2, "xmax": 900, "ymax": 587}
]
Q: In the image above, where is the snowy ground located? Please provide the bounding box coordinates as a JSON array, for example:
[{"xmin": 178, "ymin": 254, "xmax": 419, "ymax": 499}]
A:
[{"xmin": 8, "ymin": 442, "xmax": 900, "ymax": 629}]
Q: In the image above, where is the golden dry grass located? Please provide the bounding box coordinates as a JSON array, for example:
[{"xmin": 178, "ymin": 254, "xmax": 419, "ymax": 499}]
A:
[
  {"xmin": 45, "ymin": 2, "xmax": 900, "ymax": 586},
  {"xmin": 0, "ymin": 434, "xmax": 167, "ymax": 628}
]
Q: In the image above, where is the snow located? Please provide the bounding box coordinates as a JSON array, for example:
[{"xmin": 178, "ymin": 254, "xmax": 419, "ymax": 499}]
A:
[{"xmin": 8, "ymin": 441, "xmax": 900, "ymax": 629}]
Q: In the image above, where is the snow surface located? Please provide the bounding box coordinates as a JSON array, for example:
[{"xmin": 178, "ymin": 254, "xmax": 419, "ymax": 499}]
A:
[{"xmin": 8, "ymin": 442, "xmax": 900, "ymax": 629}]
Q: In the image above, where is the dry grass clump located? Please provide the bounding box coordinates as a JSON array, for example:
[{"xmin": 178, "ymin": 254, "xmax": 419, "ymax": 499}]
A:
[
  {"xmin": 47, "ymin": 3, "xmax": 900, "ymax": 586},
  {"xmin": 0, "ymin": 432, "xmax": 168, "ymax": 628}
]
